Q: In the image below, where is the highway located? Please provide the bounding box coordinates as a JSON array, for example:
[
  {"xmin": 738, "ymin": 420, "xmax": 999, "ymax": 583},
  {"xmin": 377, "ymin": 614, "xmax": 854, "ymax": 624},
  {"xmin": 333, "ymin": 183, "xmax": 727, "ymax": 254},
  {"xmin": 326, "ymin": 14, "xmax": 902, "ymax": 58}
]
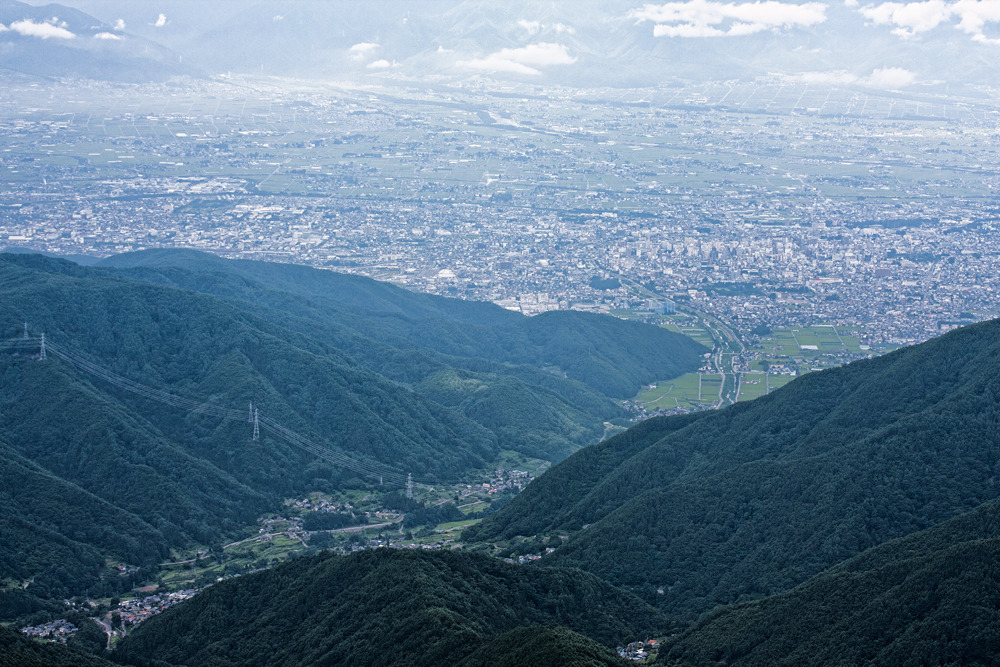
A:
[{"xmin": 605, "ymin": 266, "xmax": 745, "ymax": 409}]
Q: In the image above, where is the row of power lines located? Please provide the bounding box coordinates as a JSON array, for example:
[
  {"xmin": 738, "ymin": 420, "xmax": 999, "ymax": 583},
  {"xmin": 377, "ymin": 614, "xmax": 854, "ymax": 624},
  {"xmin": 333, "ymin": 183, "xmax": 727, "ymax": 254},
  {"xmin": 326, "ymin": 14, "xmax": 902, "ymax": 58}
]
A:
[{"xmin": 2, "ymin": 330, "xmax": 417, "ymax": 496}]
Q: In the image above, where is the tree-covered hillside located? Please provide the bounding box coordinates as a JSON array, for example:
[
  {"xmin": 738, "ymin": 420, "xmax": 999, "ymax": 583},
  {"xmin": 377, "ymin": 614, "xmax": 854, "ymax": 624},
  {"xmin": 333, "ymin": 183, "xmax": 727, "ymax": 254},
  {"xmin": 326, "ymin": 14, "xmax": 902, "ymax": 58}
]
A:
[
  {"xmin": 114, "ymin": 549, "xmax": 664, "ymax": 667},
  {"xmin": 0, "ymin": 623, "xmax": 117, "ymax": 667},
  {"xmin": 661, "ymin": 497, "xmax": 1000, "ymax": 666},
  {"xmin": 460, "ymin": 626, "xmax": 629, "ymax": 667},
  {"xmin": 0, "ymin": 436, "xmax": 164, "ymax": 605},
  {"xmin": 467, "ymin": 317, "xmax": 1000, "ymax": 621},
  {"xmin": 100, "ymin": 249, "xmax": 706, "ymax": 399},
  {"xmin": 97, "ymin": 250, "xmax": 705, "ymax": 460},
  {"xmin": 0, "ymin": 250, "xmax": 703, "ymax": 615}
]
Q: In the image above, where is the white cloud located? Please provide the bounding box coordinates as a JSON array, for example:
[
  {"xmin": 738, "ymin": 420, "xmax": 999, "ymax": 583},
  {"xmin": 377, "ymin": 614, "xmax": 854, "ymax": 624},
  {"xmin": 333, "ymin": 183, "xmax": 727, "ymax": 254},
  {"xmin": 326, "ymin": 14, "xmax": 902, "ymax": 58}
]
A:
[
  {"xmin": 94, "ymin": 31, "xmax": 121, "ymax": 40},
  {"xmin": 154, "ymin": 13, "xmax": 167, "ymax": 28},
  {"xmin": 349, "ymin": 42, "xmax": 380, "ymax": 61},
  {"xmin": 859, "ymin": 0, "xmax": 951, "ymax": 36},
  {"xmin": 858, "ymin": 0, "xmax": 1000, "ymax": 42},
  {"xmin": 865, "ymin": 66, "xmax": 917, "ymax": 86},
  {"xmin": 460, "ymin": 42, "xmax": 576, "ymax": 76},
  {"xmin": 632, "ymin": 0, "xmax": 827, "ymax": 37},
  {"xmin": 367, "ymin": 59, "xmax": 392, "ymax": 69},
  {"xmin": 845, "ymin": 0, "xmax": 860, "ymax": 7},
  {"xmin": 518, "ymin": 19, "xmax": 542, "ymax": 34},
  {"xmin": 790, "ymin": 66, "xmax": 917, "ymax": 87},
  {"xmin": 113, "ymin": 18, "xmax": 125, "ymax": 30},
  {"xmin": 7, "ymin": 19, "xmax": 75, "ymax": 39},
  {"xmin": 951, "ymin": 0, "xmax": 1000, "ymax": 42},
  {"xmin": 654, "ymin": 22, "xmax": 727, "ymax": 35},
  {"xmin": 273, "ymin": 15, "xmax": 284, "ymax": 22}
]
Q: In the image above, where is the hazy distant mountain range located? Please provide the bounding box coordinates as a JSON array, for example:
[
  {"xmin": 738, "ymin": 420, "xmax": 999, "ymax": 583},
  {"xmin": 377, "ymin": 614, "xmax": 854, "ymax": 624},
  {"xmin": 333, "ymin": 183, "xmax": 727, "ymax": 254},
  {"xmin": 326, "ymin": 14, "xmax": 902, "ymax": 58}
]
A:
[
  {"xmin": 0, "ymin": 0, "xmax": 192, "ymax": 81},
  {"xmin": 4, "ymin": 0, "xmax": 1000, "ymax": 89}
]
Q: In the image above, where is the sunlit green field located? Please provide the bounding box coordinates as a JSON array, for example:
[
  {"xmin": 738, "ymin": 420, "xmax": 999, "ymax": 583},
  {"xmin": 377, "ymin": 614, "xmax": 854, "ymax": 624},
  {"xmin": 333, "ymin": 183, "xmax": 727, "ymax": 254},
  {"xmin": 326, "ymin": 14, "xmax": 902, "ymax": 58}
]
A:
[
  {"xmin": 736, "ymin": 372, "xmax": 795, "ymax": 402},
  {"xmin": 638, "ymin": 372, "xmax": 720, "ymax": 410}
]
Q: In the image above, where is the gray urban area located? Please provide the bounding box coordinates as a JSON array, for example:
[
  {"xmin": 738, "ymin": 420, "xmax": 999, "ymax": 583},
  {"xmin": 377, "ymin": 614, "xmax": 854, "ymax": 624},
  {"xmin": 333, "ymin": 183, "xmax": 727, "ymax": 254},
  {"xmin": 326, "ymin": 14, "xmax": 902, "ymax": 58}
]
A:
[{"xmin": 3, "ymin": 76, "xmax": 999, "ymax": 404}]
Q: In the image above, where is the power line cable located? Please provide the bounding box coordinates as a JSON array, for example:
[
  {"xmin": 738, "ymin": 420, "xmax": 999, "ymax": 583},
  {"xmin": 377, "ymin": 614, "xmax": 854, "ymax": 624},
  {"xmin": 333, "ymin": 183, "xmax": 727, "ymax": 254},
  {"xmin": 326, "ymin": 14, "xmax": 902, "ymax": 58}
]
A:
[{"xmin": 40, "ymin": 339, "xmax": 411, "ymax": 485}]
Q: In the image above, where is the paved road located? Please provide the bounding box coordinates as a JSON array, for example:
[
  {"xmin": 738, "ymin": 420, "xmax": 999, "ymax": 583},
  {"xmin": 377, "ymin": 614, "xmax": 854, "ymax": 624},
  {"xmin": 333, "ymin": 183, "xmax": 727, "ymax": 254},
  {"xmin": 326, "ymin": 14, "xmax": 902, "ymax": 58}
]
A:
[
  {"xmin": 588, "ymin": 263, "xmax": 746, "ymax": 408},
  {"xmin": 224, "ymin": 520, "xmax": 398, "ymax": 549},
  {"xmin": 95, "ymin": 617, "xmax": 112, "ymax": 650}
]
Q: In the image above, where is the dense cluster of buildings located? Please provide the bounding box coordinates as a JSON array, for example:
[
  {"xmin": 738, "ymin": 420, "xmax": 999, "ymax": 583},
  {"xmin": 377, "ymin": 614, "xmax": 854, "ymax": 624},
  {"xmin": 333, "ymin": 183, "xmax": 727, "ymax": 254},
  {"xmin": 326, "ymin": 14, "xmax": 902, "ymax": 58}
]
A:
[
  {"xmin": 19, "ymin": 619, "xmax": 78, "ymax": 642},
  {"xmin": 3, "ymin": 77, "xmax": 999, "ymax": 352},
  {"xmin": 464, "ymin": 468, "xmax": 531, "ymax": 496},
  {"xmin": 117, "ymin": 590, "xmax": 198, "ymax": 626}
]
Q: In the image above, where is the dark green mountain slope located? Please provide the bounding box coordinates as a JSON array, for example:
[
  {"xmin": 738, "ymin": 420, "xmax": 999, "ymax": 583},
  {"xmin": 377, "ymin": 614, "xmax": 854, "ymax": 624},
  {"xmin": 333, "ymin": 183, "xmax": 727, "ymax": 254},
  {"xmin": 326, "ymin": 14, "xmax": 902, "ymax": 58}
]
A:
[
  {"xmin": 416, "ymin": 369, "xmax": 605, "ymax": 460},
  {"xmin": 2, "ymin": 253, "xmax": 493, "ymax": 476},
  {"xmin": 98, "ymin": 249, "xmax": 706, "ymax": 400},
  {"xmin": 0, "ymin": 254, "xmax": 492, "ymax": 611},
  {"xmin": 97, "ymin": 248, "xmax": 514, "ymax": 325},
  {"xmin": 0, "ymin": 624, "xmax": 116, "ymax": 667},
  {"xmin": 0, "ymin": 250, "xmax": 702, "ymax": 614},
  {"xmin": 105, "ymin": 259, "xmax": 621, "ymax": 460},
  {"xmin": 114, "ymin": 549, "xmax": 664, "ymax": 667},
  {"xmin": 0, "ymin": 437, "xmax": 162, "ymax": 602},
  {"xmin": 94, "ymin": 249, "xmax": 704, "ymax": 460},
  {"xmin": 459, "ymin": 626, "xmax": 629, "ymax": 667},
  {"xmin": 662, "ymin": 497, "xmax": 1000, "ymax": 666},
  {"xmin": 463, "ymin": 412, "xmax": 710, "ymax": 540},
  {"xmin": 467, "ymin": 318, "xmax": 1000, "ymax": 621}
]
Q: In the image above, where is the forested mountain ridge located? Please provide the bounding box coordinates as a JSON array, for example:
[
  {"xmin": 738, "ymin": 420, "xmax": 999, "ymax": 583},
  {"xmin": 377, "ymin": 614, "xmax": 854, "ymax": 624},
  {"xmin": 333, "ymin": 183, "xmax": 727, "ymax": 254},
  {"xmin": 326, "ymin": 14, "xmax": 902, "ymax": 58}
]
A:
[
  {"xmin": 459, "ymin": 626, "xmax": 630, "ymax": 667},
  {"xmin": 0, "ymin": 623, "xmax": 117, "ymax": 667},
  {"xmin": 662, "ymin": 496, "xmax": 1000, "ymax": 665},
  {"xmin": 99, "ymin": 248, "xmax": 706, "ymax": 400},
  {"xmin": 467, "ymin": 316, "xmax": 1000, "ymax": 621},
  {"xmin": 113, "ymin": 549, "xmax": 663, "ymax": 667},
  {"xmin": 0, "ymin": 250, "xmax": 702, "ymax": 616},
  {"xmin": 94, "ymin": 249, "xmax": 705, "ymax": 459}
]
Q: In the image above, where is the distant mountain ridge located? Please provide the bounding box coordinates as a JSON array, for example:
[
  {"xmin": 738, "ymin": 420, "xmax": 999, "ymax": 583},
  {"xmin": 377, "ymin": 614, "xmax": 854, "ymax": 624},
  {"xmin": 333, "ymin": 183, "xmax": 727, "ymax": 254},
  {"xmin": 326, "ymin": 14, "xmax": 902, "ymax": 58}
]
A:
[
  {"xmin": 38, "ymin": 0, "xmax": 1000, "ymax": 89},
  {"xmin": 0, "ymin": 0, "xmax": 193, "ymax": 81}
]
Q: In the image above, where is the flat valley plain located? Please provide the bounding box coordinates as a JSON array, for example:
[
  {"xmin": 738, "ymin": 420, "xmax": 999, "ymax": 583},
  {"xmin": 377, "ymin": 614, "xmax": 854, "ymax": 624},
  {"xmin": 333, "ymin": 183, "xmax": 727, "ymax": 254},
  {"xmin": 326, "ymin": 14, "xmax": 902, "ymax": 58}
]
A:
[{"xmin": 2, "ymin": 74, "xmax": 1000, "ymax": 358}]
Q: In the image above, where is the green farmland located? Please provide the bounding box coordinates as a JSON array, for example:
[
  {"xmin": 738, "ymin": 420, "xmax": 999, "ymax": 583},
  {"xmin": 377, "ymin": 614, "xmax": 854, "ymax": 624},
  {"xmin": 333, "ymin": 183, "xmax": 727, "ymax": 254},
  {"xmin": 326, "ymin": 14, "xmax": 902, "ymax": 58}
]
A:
[{"xmin": 638, "ymin": 372, "xmax": 721, "ymax": 410}]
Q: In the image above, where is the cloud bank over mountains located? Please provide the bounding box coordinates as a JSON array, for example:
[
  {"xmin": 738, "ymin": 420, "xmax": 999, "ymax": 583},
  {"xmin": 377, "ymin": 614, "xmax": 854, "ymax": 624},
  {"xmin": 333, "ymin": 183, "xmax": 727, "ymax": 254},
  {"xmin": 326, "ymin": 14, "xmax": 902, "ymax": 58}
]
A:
[
  {"xmin": 4, "ymin": 0, "xmax": 1000, "ymax": 88},
  {"xmin": 628, "ymin": 0, "xmax": 1000, "ymax": 44},
  {"xmin": 858, "ymin": 0, "xmax": 1000, "ymax": 43},
  {"xmin": 1, "ymin": 17, "xmax": 75, "ymax": 39},
  {"xmin": 460, "ymin": 43, "xmax": 577, "ymax": 76},
  {"xmin": 630, "ymin": 1, "xmax": 828, "ymax": 37},
  {"xmin": 792, "ymin": 65, "xmax": 917, "ymax": 87}
]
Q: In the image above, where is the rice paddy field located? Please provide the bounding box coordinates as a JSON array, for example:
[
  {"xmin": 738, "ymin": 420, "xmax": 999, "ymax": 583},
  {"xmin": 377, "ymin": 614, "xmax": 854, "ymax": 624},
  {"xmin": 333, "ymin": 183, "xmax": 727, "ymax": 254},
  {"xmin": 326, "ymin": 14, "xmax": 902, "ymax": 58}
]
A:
[{"xmin": 631, "ymin": 321, "xmax": 896, "ymax": 412}]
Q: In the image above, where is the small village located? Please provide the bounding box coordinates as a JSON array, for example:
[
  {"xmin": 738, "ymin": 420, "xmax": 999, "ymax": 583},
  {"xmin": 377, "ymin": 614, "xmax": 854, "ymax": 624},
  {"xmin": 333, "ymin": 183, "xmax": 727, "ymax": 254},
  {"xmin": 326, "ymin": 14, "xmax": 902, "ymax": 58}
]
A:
[
  {"xmin": 116, "ymin": 590, "xmax": 200, "ymax": 627},
  {"xmin": 618, "ymin": 639, "xmax": 661, "ymax": 662},
  {"xmin": 19, "ymin": 619, "xmax": 78, "ymax": 643},
  {"xmin": 14, "ymin": 461, "xmax": 557, "ymax": 649}
]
